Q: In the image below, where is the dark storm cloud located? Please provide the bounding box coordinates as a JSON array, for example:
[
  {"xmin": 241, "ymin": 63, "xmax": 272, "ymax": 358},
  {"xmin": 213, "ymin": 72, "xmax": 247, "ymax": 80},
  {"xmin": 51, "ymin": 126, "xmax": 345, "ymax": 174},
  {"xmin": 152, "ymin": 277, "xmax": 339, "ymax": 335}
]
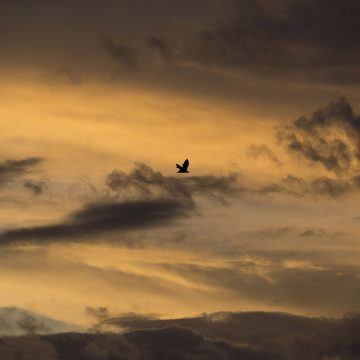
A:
[
  {"xmin": 278, "ymin": 98, "xmax": 360, "ymax": 174},
  {"xmin": 0, "ymin": 157, "xmax": 43, "ymax": 183}
]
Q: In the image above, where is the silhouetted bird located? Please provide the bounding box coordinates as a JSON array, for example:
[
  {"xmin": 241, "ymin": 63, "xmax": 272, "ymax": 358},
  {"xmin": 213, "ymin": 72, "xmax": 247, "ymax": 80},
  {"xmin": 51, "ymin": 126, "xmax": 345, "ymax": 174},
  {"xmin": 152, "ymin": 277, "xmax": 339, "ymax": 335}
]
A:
[{"xmin": 176, "ymin": 158, "xmax": 189, "ymax": 173}]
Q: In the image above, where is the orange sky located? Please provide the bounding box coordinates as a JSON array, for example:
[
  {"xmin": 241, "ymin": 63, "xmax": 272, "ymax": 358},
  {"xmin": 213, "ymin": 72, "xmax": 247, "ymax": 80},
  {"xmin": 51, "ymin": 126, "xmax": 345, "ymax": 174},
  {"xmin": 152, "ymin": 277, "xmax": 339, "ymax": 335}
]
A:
[{"xmin": 1, "ymin": 0, "xmax": 360, "ymax": 330}]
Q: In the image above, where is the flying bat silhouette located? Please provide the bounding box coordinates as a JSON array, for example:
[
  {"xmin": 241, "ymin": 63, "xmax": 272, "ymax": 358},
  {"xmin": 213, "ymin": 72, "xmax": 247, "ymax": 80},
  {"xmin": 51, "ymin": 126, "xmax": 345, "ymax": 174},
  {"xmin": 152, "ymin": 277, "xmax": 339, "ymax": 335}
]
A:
[{"xmin": 176, "ymin": 158, "xmax": 189, "ymax": 173}]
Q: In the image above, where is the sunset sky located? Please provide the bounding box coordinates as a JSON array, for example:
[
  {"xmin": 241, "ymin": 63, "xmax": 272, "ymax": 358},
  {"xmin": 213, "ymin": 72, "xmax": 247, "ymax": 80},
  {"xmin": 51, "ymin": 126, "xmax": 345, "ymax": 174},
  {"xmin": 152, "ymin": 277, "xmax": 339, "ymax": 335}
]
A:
[{"xmin": 1, "ymin": 0, "xmax": 360, "ymax": 334}]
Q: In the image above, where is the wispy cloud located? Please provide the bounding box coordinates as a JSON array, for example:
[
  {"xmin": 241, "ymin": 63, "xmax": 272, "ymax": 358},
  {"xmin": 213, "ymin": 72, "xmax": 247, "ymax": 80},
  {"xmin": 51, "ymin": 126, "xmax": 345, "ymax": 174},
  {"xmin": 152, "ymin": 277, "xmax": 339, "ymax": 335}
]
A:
[{"xmin": 0, "ymin": 157, "xmax": 43, "ymax": 184}]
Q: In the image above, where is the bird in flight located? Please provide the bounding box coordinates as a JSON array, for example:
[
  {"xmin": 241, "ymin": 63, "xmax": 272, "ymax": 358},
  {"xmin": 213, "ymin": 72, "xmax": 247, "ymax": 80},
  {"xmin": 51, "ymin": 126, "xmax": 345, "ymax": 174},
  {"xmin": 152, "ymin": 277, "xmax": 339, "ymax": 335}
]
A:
[{"xmin": 176, "ymin": 158, "xmax": 189, "ymax": 173}]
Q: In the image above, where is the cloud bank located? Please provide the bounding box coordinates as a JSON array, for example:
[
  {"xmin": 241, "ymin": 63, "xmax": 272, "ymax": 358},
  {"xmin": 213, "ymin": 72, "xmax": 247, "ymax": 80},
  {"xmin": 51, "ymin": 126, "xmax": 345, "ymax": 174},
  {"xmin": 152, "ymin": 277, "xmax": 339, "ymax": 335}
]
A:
[{"xmin": 1, "ymin": 312, "xmax": 360, "ymax": 359}]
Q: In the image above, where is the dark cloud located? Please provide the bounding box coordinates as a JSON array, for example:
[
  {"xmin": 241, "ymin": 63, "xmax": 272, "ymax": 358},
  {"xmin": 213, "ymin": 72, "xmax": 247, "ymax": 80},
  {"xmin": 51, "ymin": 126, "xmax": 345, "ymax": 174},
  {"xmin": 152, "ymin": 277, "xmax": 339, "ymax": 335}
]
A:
[
  {"xmin": 1, "ymin": 0, "xmax": 358, "ymax": 114},
  {"xmin": 2, "ymin": 0, "xmax": 359, "ymax": 87},
  {"xmin": 245, "ymin": 98, "xmax": 360, "ymax": 198},
  {"xmin": 0, "ymin": 157, "xmax": 43, "ymax": 184},
  {"xmin": 39, "ymin": 325, "xmax": 280, "ymax": 360},
  {"xmin": 103, "ymin": 312, "xmax": 360, "ymax": 360},
  {"xmin": 2, "ymin": 155, "xmax": 356, "ymax": 246},
  {"xmin": 3, "ymin": 312, "xmax": 360, "ymax": 359},
  {"xmin": 124, "ymin": 325, "xmax": 277, "ymax": 360},
  {"xmin": 0, "ymin": 199, "xmax": 191, "ymax": 243},
  {"xmin": 0, "ymin": 0, "xmax": 357, "ymax": 134},
  {"xmin": 101, "ymin": 311, "xmax": 333, "ymax": 345},
  {"xmin": 158, "ymin": 0, "xmax": 360, "ymax": 84},
  {"xmin": 278, "ymin": 98, "xmax": 360, "ymax": 174},
  {"xmin": 106, "ymin": 162, "xmax": 240, "ymax": 204},
  {"xmin": 0, "ymin": 163, "xmax": 241, "ymax": 243}
]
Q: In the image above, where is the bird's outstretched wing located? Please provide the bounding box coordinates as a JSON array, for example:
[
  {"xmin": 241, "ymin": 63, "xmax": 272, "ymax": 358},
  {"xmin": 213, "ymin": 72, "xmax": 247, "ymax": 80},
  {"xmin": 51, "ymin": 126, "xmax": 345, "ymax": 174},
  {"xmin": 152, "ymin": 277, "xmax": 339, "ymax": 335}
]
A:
[{"xmin": 182, "ymin": 159, "xmax": 189, "ymax": 171}]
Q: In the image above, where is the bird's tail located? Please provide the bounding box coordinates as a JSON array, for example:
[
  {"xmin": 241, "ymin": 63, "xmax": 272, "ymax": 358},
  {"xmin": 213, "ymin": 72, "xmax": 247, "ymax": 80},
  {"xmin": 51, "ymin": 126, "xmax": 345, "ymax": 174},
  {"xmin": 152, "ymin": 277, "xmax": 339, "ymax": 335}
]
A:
[{"xmin": 176, "ymin": 164, "xmax": 181, "ymax": 169}]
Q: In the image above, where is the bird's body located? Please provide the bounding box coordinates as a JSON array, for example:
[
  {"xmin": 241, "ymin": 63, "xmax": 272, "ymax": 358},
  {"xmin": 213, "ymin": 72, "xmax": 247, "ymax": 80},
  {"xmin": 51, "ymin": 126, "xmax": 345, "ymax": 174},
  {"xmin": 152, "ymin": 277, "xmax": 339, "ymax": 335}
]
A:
[{"xmin": 176, "ymin": 158, "xmax": 189, "ymax": 173}]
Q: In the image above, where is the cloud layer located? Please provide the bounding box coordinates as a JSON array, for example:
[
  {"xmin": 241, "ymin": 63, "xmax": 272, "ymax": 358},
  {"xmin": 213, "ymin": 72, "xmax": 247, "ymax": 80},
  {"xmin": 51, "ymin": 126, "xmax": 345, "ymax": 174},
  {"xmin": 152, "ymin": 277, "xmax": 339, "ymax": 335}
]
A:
[
  {"xmin": 175, "ymin": 0, "xmax": 360, "ymax": 83},
  {"xmin": 2, "ymin": 0, "xmax": 360, "ymax": 89},
  {"xmin": 1, "ymin": 312, "xmax": 360, "ymax": 360},
  {"xmin": 0, "ymin": 163, "xmax": 239, "ymax": 243}
]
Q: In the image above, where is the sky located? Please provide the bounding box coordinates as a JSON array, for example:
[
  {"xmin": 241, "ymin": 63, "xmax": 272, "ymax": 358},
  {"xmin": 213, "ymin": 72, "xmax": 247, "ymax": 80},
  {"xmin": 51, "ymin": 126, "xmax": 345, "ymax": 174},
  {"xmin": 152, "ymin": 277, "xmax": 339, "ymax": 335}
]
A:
[{"xmin": 1, "ymin": 0, "xmax": 360, "ymax": 336}]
